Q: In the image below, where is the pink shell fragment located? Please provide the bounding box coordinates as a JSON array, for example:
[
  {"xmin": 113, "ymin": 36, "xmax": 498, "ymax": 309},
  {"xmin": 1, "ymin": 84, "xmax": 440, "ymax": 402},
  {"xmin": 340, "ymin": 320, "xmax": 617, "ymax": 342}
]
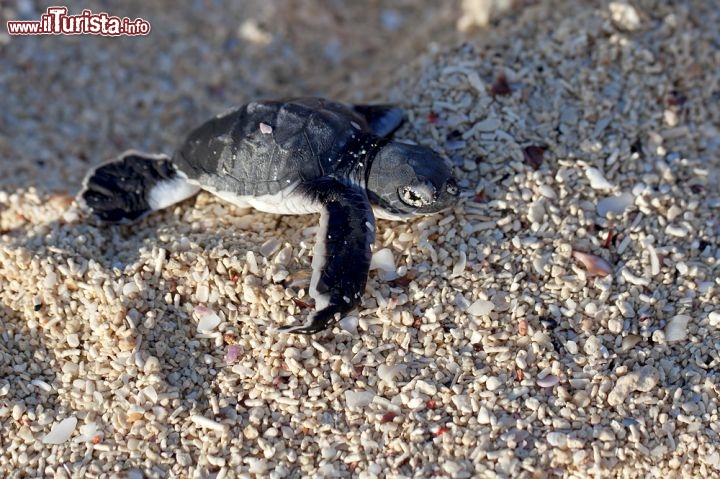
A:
[
  {"xmin": 259, "ymin": 122, "xmax": 273, "ymax": 134},
  {"xmin": 224, "ymin": 344, "xmax": 243, "ymax": 364},
  {"xmin": 536, "ymin": 374, "xmax": 559, "ymax": 388},
  {"xmin": 572, "ymin": 250, "xmax": 613, "ymax": 277}
]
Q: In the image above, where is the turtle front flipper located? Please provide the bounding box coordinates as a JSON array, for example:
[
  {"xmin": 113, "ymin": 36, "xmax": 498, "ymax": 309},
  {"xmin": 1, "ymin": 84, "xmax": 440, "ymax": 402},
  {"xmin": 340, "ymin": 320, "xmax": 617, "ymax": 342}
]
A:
[
  {"xmin": 279, "ymin": 178, "xmax": 375, "ymax": 335},
  {"xmin": 351, "ymin": 104, "xmax": 404, "ymax": 138}
]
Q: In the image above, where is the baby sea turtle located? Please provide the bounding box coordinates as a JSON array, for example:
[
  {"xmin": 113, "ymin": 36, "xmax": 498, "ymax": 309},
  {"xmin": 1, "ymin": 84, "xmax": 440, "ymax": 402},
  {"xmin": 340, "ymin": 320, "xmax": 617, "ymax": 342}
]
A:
[{"xmin": 79, "ymin": 97, "xmax": 459, "ymax": 334}]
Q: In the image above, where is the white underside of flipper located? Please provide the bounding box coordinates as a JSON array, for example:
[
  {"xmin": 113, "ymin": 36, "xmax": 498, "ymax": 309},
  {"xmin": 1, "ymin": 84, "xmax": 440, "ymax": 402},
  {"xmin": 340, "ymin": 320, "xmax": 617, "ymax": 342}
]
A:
[
  {"xmin": 148, "ymin": 173, "xmax": 201, "ymax": 210},
  {"xmin": 309, "ymin": 209, "xmax": 331, "ymax": 311}
]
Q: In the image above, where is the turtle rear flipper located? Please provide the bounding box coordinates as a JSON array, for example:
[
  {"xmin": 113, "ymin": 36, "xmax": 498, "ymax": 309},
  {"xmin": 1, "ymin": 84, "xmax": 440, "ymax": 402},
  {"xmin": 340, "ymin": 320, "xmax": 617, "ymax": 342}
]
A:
[
  {"xmin": 79, "ymin": 150, "xmax": 200, "ymax": 223},
  {"xmin": 279, "ymin": 178, "xmax": 375, "ymax": 335}
]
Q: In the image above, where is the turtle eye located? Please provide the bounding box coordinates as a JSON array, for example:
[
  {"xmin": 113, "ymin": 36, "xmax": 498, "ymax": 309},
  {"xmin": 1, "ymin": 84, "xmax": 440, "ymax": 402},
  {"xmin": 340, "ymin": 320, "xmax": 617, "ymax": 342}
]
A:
[
  {"xmin": 399, "ymin": 183, "xmax": 436, "ymax": 207},
  {"xmin": 446, "ymin": 180, "xmax": 458, "ymax": 196}
]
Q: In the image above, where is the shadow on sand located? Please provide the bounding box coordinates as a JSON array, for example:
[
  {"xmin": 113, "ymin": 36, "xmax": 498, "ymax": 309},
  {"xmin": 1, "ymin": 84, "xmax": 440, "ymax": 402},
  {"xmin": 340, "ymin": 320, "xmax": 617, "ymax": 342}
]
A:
[{"xmin": 0, "ymin": 194, "xmax": 283, "ymax": 468}]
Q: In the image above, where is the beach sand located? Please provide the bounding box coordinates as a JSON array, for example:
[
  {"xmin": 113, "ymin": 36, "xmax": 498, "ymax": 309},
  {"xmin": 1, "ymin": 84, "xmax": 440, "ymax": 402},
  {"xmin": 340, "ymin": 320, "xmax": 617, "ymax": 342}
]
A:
[{"xmin": 1, "ymin": 1, "xmax": 719, "ymax": 477}]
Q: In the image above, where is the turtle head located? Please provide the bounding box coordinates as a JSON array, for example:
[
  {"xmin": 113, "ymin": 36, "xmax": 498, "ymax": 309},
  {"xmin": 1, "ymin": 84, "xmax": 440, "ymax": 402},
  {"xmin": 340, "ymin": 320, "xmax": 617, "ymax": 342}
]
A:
[{"xmin": 366, "ymin": 142, "xmax": 459, "ymax": 219}]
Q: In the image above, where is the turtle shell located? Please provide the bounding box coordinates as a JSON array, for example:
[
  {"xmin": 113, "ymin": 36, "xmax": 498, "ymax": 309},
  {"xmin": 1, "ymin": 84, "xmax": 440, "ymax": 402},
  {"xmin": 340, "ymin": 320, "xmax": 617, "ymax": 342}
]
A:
[{"xmin": 173, "ymin": 98, "xmax": 380, "ymax": 197}]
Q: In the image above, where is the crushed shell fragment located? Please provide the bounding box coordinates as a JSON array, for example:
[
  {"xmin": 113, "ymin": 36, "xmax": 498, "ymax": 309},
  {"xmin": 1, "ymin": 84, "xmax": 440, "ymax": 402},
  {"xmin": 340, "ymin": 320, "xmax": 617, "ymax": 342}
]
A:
[
  {"xmin": 572, "ymin": 250, "xmax": 613, "ymax": 277},
  {"xmin": 41, "ymin": 417, "xmax": 77, "ymax": 445}
]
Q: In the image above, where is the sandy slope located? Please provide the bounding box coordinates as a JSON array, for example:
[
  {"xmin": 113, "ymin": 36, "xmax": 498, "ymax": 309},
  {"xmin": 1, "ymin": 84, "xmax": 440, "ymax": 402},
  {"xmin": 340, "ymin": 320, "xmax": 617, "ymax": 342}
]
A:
[{"xmin": 1, "ymin": 1, "xmax": 719, "ymax": 477}]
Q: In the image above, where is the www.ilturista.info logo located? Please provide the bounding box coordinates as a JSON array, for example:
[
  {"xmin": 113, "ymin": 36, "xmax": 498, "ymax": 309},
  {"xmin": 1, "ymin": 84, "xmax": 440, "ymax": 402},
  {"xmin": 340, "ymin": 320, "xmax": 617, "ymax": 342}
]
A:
[{"xmin": 7, "ymin": 7, "xmax": 150, "ymax": 36}]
